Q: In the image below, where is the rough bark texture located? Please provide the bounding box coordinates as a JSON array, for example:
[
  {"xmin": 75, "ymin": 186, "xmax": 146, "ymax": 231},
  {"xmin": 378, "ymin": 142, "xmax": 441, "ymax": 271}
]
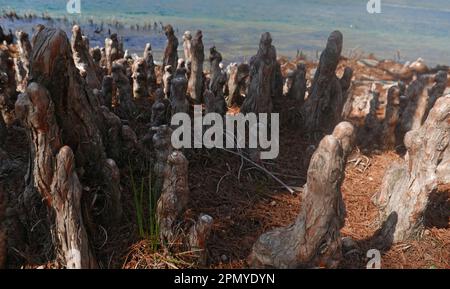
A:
[
  {"xmin": 90, "ymin": 46, "xmax": 105, "ymax": 82},
  {"xmin": 188, "ymin": 30, "xmax": 204, "ymax": 103},
  {"xmin": 151, "ymin": 89, "xmax": 171, "ymax": 128},
  {"xmin": 288, "ymin": 63, "xmax": 307, "ymax": 106},
  {"xmin": 15, "ymin": 82, "xmax": 96, "ymax": 268},
  {"xmin": 0, "ymin": 46, "xmax": 17, "ymax": 127},
  {"xmin": 143, "ymin": 43, "xmax": 157, "ymax": 94},
  {"xmin": 302, "ymin": 31, "xmax": 347, "ymax": 136},
  {"xmin": 189, "ymin": 214, "xmax": 213, "ymax": 265},
  {"xmin": 182, "ymin": 31, "xmax": 192, "ymax": 65},
  {"xmin": 163, "ymin": 25, "xmax": 179, "ymax": 72},
  {"xmin": 249, "ymin": 122, "xmax": 354, "ymax": 268},
  {"xmin": 240, "ymin": 32, "xmax": 276, "ymax": 114},
  {"xmin": 131, "ymin": 58, "xmax": 148, "ymax": 99},
  {"xmin": 423, "ymin": 71, "xmax": 447, "ymax": 122},
  {"xmin": 101, "ymin": 75, "xmax": 113, "ymax": 108},
  {"xmin": 360, "ymin": 90, "xmax": 382, "ymax": 148},
  {"xmin": 382, "ymin": 85, "xmax": 402, "ymax": 149},
  {"xmin": 226, "ymin": 63, "xmax": 249, "ymax": 107},
  {"xmin": 170, "ymin": 68, "xmax": 189, "ymax": 115},
  {"xmin": 153, "ymin": 125, "xmax": 174, "ymax": 185},
  {"xmin": 71, "ymin": 25, "xmax": 101, "ymax": 90},
  {"xmin": 52, "ymin": 146, "xmax": 97, "ymax": 268},
  {"xmin": 14, "ymin": 30, "xmax": 32, "ymax": 92},
  {"xmin": 209, "ymin": 46, "xmax": 227, "ymax": 102},
  {"xmin": 157, "ymin": 151, "xmax": 189, "ymax": 243},
  {"xmin": 105, "ymin": 34, "xmax": 122, "ymax": 74},
  {"xmin": 162, "ymin": 65, "xmax": 174, "ymax": 99},
  {"xmin": 14, "ymin": 28, "xmax": 126, "ymax": 267},
  {"xmin": 273, "ymin": 61, "xmax": 283, "ymax": 99},
  {"xmin": 373, "ymin": 95, "xmax": 450, "ymax": 243},
  {"xmin": 112, "ymin": 60, "xmax": 136, "ymax": 117},
  {"xmin": 339, "ymin": 67, "xmax": 353, "ymax": 118},
  {"xmin": 397, "ymin": 75, "xmax": 429, "ymax": 139},
  {"xmin": 204, "ymin": 89, "xmax": 227, "ymax": 116}
]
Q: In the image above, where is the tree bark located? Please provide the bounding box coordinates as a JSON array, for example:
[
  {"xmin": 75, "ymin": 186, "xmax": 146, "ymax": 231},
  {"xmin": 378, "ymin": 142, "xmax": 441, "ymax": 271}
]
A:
[
  {"xmin": 188, "ymin": 30, "xmax": 204, "ymax": 103},
  {"xmin": 241, "ymin": 32, "xmax": 276, "ymax": 114},
  {"xmin": 382, "ymin": 85, "xmax": 402, "ymax": 149},
  {"xmin": 71, "ymin": 25, "xmax": 101, "ymax": 90},
  {"xmin": 302, "ymin": 31, "xmax": 348, "ymax": 137},
  {"xmin": 112, "ymin": 60, "xmax": 136, "ymax": 117},
  {"xmin": 143, "ymin": 43, "xmax": 157, "ymax": 95},
  {"xmin": 209, "ymin": 46, "xmax": 227, "ymax": 102},
  {"xmin": 163, "ymin": 25, "xmax": 179, "ymax": 72},
  {"xmin": 151, "ymin": 89, "xmax": 171, "ymax": 128},
  {"xmin": 52, "ymin": 146, "xmax": 97, "ymax": 268},
  {"xmin": 373, "ymin": 95, "xmax": 450, "ymax": 242},
  {"xmin": 204, "ymin": 89, "xmax": 227, "ymax": 116},
  {"xmin": 182, "ymin": 31, "xmax": 192, "ymax": 66},
  {"xmin": 189, "ymin": 214, "xmax": 213, "ymax": 265},
  {"xmin": 162, "ymin": 65, "xmax": 174, "ymax": 99},
  {"xmin": 0, "ymin": 46, "xmax": 17, "ymax": 127},
  {"xmin": 397, "ymin": 75, "xmax": 429, "ymax": 140},
  {"xmin": 170, "ymin": 68, "xmax": 190, "ymax": 115},
  {"xmin": 157, "ymin": 151, "xmax": 189, "ymax": 243},
  {"xmin": 423, "ymin": 71, "xmax": 447, "ymax": 123},
  {"xmin": 14, "ymin": 30, "xmax": 32, "ymax": 92},
  {"xmin": 14, "ymin": 27, "xmax": 127, "ymax": 267},
  {"xmin": 288, "ymin": 63, "xmax": 307, "ymax": 106},
  {"xmin": 249, "ymin": 122, "xmax": 354, "ymax": 268},
  {"xmin": 15, "ymin": 82, "xmax": 96, "ymax": 268},
  {"xmin": 105, "ymin": 34, "xmax": 122, "ymax": 75},
  {"xmin": 131, "ymin": 58, "xmax": 148, "ymax": 100},
  {"xmin": 226, "ymin": 63, "xmax": 249, "ymax": 107}
]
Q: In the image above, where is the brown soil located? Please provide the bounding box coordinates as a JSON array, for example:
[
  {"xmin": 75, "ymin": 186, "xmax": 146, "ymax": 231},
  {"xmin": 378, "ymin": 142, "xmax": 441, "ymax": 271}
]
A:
[{"xmin": 3, "ymin": 53, "xmax": 449, "ymax": 269}]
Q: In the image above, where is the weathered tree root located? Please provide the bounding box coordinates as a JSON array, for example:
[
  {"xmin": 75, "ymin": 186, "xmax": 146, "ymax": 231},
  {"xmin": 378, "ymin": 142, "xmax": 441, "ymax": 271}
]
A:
[
  {"xmin": 188, "ymin": 214, "xmax": 213, "ymax": 265},
  {"xmin": 131, "ymin": 58, "xmax": 148, "ymax": 99},
  {"xmin": 171, "ymin": 67, "xmax": 189, "ymax": 115},
  {"xmin": 373, "ymin": 95, "xmax": 450, "ymax": 243},
  {"xmin": 241, "ymin": 32, "xmax": 276, "ymax": 114},
  {"xmin": 156, "ymin": 151, "xmax": 189, "ymax": 243},
  {"xmin": 188, "ymin": 30, "xmax": 204, "ymax": 103},
  {"xmin": 0, "ymin": 46, "xmax": 17, "ymax": 127},
  {"xmin": 302, "ymin": 31, "xmax": 350, "ymax": 137},
  {"xmin": 382, "ymin": 85, "xmax": 402, "ymax": 149},
  {"xmin": 71, "ymin": 25, "xmax": 100, "ymax": 89},
  {"xmin": 226, "ymin": 62, "xmax": 249, "ymax": 107},
  {"xmin": 163, "ymin": 25, "xmax": 179, "ymax": 72},
  {"xmin": 14, "ymin": 30, "xmax": 32, "ymax": 92},
  {"xmin": 15, "ymin": 83, "xmax": 96, "ymax": 268},
  {"xmin": 14, "ymin": 27, "xmax": 127, "ymax": 268},
  {"xmin": 248, "ymin": 122, "xmax": 355, "ymax": 268},
  {"xmin": 143, "ymin": 43, "xmax": 157, "ymax": 94}
]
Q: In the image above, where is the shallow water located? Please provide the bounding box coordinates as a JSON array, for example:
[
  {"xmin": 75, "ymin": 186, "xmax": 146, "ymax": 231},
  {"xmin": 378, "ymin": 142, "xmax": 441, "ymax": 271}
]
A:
[{"xmin": 1, "ymin": 0, "xmax": 449, "ymax": 65}]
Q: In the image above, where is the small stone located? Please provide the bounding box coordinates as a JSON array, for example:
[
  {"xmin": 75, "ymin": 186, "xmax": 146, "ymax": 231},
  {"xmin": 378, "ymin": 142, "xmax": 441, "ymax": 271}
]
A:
[
  {"xmin": 221, "ymin": 254, "xmax": 228, "ymax": 262},
  {"xmin": 270, "ymin": 201, "xmax": 276, "ymax": 206}
]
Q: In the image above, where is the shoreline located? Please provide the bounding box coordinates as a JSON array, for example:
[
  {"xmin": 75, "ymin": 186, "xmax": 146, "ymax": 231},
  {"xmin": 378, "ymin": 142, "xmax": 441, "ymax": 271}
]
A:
[{"xmin": 1, "ymin": 11, "xmax": 449, "ymax": 67}]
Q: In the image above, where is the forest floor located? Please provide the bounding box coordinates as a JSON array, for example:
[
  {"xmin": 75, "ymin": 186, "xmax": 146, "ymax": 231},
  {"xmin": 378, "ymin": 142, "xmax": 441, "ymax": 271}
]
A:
[
  {"xmin": 2, "ymin": 53, "xmax": 449, "ymax": 269},
  {"xmin": 122, "ymin": 101, "xmax": 450, "ymax": 269}
]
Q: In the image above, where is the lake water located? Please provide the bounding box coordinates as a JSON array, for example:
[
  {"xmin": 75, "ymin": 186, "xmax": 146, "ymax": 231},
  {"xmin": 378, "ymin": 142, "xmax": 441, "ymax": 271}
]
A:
[{"xmin": 1, "ymin": 0, "xmax": 449, "ymax": 65}]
